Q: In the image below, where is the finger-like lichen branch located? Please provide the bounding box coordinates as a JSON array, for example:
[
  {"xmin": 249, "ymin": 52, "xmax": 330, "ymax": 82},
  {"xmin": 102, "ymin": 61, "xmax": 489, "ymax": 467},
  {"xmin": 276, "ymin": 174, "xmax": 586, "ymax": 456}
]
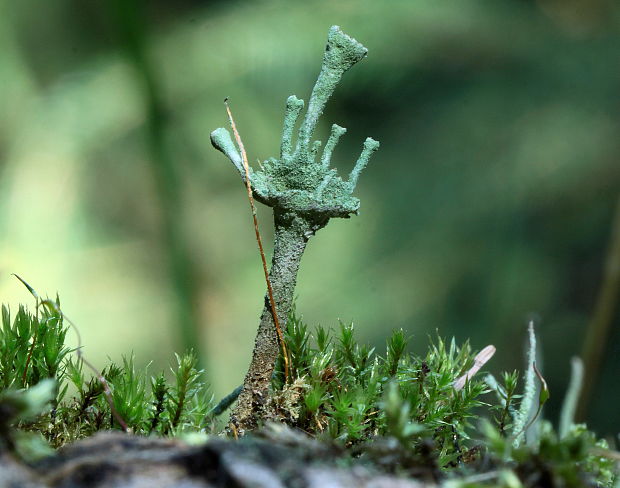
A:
[
  {"xmin": 280, "ymin": 96, "xmax": 304, "ymax": 162},
  {"xmin": 349, "ymin": 137, "xmax": 381, "ymax": 190},
  {"xmin": 321, "ymin": 124, "xmax": 346, "ymax": 168},
  {"xmin": 210, "ymin": 127, "xmax": 244, "ymax": 178}
]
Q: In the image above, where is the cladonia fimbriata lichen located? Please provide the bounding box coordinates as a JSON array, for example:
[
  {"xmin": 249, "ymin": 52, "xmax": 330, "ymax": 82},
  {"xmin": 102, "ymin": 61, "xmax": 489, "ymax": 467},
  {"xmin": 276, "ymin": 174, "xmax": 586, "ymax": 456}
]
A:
[{"xmin": 211, "ymin": 25, "xmax": 379, "ymax": 433}]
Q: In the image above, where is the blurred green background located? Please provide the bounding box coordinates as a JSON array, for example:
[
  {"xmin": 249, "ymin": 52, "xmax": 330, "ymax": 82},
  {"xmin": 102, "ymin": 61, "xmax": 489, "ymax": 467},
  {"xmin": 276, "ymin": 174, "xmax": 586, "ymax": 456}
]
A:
[{"xmin": 1, "ymin": 0, "xmax": 619, "ymax": 434}]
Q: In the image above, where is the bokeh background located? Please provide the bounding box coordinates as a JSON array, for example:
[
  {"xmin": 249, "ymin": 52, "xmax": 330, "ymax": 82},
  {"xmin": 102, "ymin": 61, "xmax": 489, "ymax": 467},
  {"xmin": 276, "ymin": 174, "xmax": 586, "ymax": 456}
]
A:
[{"xmin": 1, "ymin": 0, "xmax": 619, "ymax": 434}]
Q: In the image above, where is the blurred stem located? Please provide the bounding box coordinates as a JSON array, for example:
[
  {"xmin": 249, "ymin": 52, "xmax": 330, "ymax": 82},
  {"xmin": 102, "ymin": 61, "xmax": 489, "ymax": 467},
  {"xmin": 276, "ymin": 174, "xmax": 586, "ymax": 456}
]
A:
[
  {"xmin": 107, "ymin": 0, "xmax": 200, "ymax": 360},
  {"xmin": 0, "ymin": 1, "xmax": 36, "ymax": 191},
  {"xmin": 577, "ymin": 195, "xmax": 620, "ymax": 421}
]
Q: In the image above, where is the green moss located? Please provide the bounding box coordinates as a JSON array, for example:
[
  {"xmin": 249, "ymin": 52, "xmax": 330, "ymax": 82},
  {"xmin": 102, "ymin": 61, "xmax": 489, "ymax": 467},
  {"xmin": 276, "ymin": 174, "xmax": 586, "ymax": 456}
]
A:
[
  {"xmin": 0, "ymin": 296, "xmax": 617, "ymax": 486},
  {"xmin": 0, "ymin": 300, "xmax": 216, "ymax": 451}
]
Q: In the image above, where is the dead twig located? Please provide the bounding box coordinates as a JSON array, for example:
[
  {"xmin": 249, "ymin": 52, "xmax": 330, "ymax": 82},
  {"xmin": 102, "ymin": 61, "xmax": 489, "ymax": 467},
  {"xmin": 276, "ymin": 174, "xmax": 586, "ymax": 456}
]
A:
[{"xmin": 453, "ymin": 345, "xmax": 496, "ymax": 391}]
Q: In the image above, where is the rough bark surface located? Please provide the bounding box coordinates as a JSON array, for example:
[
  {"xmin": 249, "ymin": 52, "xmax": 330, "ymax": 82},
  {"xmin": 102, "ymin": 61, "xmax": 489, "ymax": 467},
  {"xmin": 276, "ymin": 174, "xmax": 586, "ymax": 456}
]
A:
[{"xmin": 0, "ymin": 428, "xmax": 431, "ymax": 488}]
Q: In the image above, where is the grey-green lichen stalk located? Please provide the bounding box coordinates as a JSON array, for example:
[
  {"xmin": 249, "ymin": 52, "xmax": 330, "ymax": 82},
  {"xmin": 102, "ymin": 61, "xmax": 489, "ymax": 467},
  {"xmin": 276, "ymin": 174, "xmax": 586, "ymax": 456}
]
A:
[{"xmin": 211, "ymin": 26, "xmax": 379, "ymax": 433}]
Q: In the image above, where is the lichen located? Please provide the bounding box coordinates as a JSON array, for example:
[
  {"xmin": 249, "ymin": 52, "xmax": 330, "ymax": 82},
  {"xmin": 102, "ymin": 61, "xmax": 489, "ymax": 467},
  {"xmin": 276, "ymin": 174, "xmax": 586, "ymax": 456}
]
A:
[{"xmin": 210, "ymin": 25, "xmax": 379, "ymax": 433}]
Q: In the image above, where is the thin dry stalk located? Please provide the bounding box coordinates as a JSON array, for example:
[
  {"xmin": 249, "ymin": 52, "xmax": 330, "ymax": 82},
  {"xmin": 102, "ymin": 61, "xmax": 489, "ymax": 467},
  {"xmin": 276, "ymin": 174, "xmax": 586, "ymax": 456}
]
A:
[{"xmin": 224, "ymin": 100, "xmax": 291, "ymax": 383}]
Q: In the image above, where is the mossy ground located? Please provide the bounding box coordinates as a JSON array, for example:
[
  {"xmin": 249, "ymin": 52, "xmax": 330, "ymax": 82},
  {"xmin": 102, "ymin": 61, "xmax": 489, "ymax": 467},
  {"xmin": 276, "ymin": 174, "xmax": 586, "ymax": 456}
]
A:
[{"xmin": 0, "ymin": 297, "xmax": 617, "ymax": 487}]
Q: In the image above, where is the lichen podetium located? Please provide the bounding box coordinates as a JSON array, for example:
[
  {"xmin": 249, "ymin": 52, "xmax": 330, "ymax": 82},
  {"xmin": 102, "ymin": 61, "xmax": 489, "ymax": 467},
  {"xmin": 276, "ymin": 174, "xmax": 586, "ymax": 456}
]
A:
[{"xmin": 211, "ymin": 26, "xmax": 380, "ymax": 433}]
